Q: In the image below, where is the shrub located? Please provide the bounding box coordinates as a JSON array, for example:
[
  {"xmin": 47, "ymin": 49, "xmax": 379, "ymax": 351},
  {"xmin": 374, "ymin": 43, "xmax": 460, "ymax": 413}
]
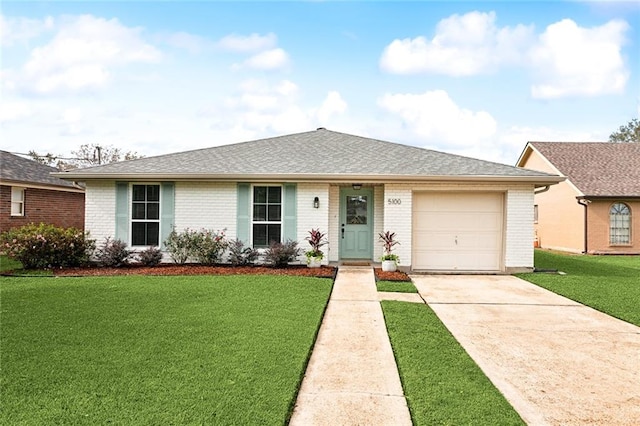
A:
[
  {"xmin": 305, "ymin": 228, "xmax": 328, "ymax": 259},
  {"xmin": 137, "ymin": 246, "xmax": 163, "ymax": 266},
  {"xmin": 164, "ymin": 228, "xmax": 196, "ymax": 264},
  {"xmin": 0, "ymin": 223, "xmax": 95, "ymax": 269},
  {"xmin": 264, "ymin": 240, "xmax": 300, "ymax": 268},
  {"xmin": 228, "ymin": 239, "xmax": 259, "ymax": 266},
  {"xmin": 192, "ymin": 229, "xmax": 228, "ymax": 265},
  {"xmin": 96, "ymin": 237, "xmax": 131, "ymax": 267}
]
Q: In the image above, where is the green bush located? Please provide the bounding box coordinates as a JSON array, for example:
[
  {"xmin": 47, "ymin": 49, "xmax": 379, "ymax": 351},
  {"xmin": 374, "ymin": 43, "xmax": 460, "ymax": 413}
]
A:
[
  {"xmin": 164, "ymin": 228, "xmax": 196, "ymax": 264},
  {"xmin": 0, "ymin": 223, "xmax": 95, "ymax": 269},
  {"xmin": 192, "ymin": 229, "xmax": 228, "ymax": 265},
  {"xmin": 264, "ymin": 240, "xmax": 300, "ymax": 268}
]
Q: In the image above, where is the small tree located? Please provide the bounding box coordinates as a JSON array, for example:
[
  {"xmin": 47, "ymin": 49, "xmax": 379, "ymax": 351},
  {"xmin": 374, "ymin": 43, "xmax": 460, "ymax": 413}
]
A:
[{"xmin": 609, "ymin": 118, "xmax": 640, "ymax": 143}]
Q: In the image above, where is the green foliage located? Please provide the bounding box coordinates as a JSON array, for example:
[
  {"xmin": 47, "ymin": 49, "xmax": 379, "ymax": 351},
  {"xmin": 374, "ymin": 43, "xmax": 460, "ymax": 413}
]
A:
[
  {"xmin": 264, "ymin": 240, "xmax": 300, "ymax": 267},
  {"xmin": 191, "ymin": 229, "xmax": 228, "ymax": 265},
  {"xmin": 95, "ymin": 237, "xmax": 131, "ymax": 267},
  {"xmin": 376, "ymin": 280, "xmax": 417, "ymax": 293},
  {"xmin": 382, "ymin": 301, "xmax": 524, "ymax": 425},
  {"xmin": 164, "ymin": 228, "xmax": 228, "ymax": 265},
  {"xmin": 379, "ymin": 231, "xmax": 400, "ymax": 262},
  {"xmin": 0, "ymin": 223, "xmax": 95, "ymax": 269},
  {"xmin": 227, "ymin": 239, "xmax": 259, "ymax": 266},
  {"xmin": 0, "ymin": 275, "xmax": 332, "ymax": 425},
  {"xmin": 609, "ymin": 118, "xmax": 640, "ymax": 143},
  {"xmin": 164, "ymin": 228, "xmax": 196, "ymax": 264},
  {"xmin": 136, "ymin": 246, "xmax": 163, "ymax": 266}
]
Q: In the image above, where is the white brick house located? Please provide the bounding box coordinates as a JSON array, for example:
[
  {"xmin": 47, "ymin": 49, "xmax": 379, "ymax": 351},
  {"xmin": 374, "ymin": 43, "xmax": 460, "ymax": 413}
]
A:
[{"xmin": 57, "ymin": 128, "xmax": 563, "ymax": 273}]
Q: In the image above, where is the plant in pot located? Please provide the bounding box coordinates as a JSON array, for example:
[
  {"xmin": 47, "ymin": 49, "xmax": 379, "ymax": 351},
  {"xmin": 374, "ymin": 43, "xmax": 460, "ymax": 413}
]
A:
[
  {"xmin": 379, "ymin": 231, "xmax": 400, "ymax": 272},
  {"xmin": 305, "ymin": 228, "xmax": 328, "ymax": 268}
]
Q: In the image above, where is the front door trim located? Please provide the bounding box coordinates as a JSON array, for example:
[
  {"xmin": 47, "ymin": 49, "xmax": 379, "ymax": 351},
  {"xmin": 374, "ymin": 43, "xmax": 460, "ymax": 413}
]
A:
[{"xmin": 339, "ymin": 187, "xmax": 374, "ymax": 259}]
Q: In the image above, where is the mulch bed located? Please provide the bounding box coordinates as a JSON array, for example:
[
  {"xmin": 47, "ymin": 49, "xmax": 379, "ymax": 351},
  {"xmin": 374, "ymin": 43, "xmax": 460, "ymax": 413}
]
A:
[
  {"xmin": 373, "ymin": 268, "xmax": 411, "ymax": 282},
  {"xmin": 53, "ymin": 264, "xmax": 337, "ymax": 278}
]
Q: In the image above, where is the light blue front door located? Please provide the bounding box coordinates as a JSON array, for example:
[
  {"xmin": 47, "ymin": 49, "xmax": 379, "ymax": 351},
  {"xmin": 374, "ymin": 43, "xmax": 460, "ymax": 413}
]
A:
[{"xmin": 339, "ymin": 188, "xmax": 374, "ymax": 259}]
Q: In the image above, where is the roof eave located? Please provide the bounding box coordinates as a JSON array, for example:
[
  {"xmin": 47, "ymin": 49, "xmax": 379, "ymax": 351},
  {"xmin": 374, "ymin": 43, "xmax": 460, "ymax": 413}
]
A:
[{"xmin": 53, "ymin": 172, "xmax": 564, "ymax": 186}]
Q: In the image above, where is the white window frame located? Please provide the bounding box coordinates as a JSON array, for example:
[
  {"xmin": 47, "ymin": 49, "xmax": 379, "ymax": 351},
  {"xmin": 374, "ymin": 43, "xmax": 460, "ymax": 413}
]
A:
[
  {"xmin": 609, "ymin": 202, "xmax": 631, "ymax": 246},
  {"xmin": 250, "ymin": 184, "xmax": 283, "ymax": 248},
  {"xmin": 11, "ymin": 187, "xmax": 25, "ymax": 216},
  {"xmin": 130, "ymin": 183, "xmax": 162, "ymax": 247}
]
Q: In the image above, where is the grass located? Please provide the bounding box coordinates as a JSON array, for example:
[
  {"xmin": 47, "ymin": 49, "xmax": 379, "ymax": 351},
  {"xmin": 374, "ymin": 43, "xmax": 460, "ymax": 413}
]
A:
[
  {"xmin": 382, "ymin": 301, "xmax": 524, "ymax": 425},
  {"xmin": 517, "ymin": 250, "xmax": 640, "ymax": 326},
  {"xmin": 0, "ymin": 274, "xmax": 332, "ymax": 425},
  {"xmin": 0, "ymin": 255, "xmax": 22, "ymax": 273},
  {"xmin": 376, "ymin": 280, "xmax": 418, "ymax": 293}
]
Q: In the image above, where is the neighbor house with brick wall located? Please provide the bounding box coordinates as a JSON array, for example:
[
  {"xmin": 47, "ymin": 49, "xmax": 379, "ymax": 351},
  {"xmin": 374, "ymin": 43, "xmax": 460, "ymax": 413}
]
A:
[
  {"xmin": 517, "ymin": 142, "xmax": 640, "ymax": 254},
  {"xmin": 55, "ymin": 129, "xmax": 562, "ymax": 272},
  {"xmin": 1, "ymin": 151, "xmax": 85, "ymax": 232}
]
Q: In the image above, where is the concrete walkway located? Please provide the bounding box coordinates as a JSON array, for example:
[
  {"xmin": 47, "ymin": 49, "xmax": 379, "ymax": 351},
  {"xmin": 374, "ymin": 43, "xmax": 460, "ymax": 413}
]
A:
[
  {"xmin": 289, "ymin": 266, "xmax": 412, "ymax": 425},
  {"xmin": 412, "ymin": 275, "xmax": 640, "ymax": 426}
]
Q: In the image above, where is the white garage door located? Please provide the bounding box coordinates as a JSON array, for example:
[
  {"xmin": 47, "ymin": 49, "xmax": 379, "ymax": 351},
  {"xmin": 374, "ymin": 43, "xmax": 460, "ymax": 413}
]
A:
[{"xmin": 413, "ymin": 192, "xmax": 504, "ymax": 271}]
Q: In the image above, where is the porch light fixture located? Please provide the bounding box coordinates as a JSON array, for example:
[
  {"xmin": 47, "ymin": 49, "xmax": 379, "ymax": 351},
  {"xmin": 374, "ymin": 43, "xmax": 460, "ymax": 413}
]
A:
[
  {"xmin": 313, "ymin": 196, "xmax": 320, "ymax": 209},
  {"xmin": 352, "ymin": 184, "xmax": 362, "ymax": 190}
]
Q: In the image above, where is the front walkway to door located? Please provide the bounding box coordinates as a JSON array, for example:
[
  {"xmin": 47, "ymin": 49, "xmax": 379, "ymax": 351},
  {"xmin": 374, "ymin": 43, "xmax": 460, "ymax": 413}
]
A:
[
  {"xmin": 411, "ymin": 275, "xmax": 640, "ymax": 425},
  {"xmin": 289, "ymin": 266, "xmax": 411, "ymax": 425}
]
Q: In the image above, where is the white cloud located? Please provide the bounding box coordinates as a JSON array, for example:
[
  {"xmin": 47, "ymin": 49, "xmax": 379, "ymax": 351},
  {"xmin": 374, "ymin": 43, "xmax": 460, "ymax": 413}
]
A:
[
  {"xmin": 380, "ymin": 11, "xmax": 534, "ymax": 76},
  {"xmin": 529, "ymin": 19, "xmax": 629, "ymax": 99},
  {"xmin": 217, "ymin": 32, "xmax": 277, "ymax": 52},
  {"xmin": 317, "ymin": 91, "xmax": 347, "ymax": 124},
  {"xmin": 0, "ymin": 100, "xmax": 32, "ymax": 123},
  {"xmin": 0, "ymin": 14, "xmax": 54, "ymax": 46},
  {"xmin": 165, "ymin": 31, "xmax": 208, "ymax": 53},
  {"xmin": 377, "ymin": 89, "xmax": 497, "ymax": 148},
  {"xmin": 242, "ymin": 48, "xmax": 290, "ymax": 70},
  {"xmin": 17, "ymin": 14, "xmax": 161, "ymax": 94}
]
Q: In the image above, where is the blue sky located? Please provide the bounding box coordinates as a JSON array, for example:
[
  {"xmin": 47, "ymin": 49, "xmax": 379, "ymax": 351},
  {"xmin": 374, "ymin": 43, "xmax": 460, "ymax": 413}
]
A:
[{"xmin": 1, "ymin": 1, "xmax": 638, "ymax": 165}]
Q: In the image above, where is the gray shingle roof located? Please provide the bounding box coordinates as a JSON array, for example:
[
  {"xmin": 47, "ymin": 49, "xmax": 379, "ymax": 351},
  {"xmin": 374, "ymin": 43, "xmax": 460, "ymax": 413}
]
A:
[
  {"xmin": 0, "ymin": 150, "xmax": 80, "ymax": 189},
  {"xmin": 55, "ymin": 129, "xmax": 559, "ymax": 181},
  {"xmin": 528, "ymin": 142, "xmax": 640, "ymax": 197}
]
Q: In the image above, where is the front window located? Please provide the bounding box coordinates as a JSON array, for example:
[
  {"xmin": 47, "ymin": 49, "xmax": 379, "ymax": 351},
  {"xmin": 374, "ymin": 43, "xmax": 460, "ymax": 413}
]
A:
[
  {"xmin": 609, "ymin": 202, "xmax": 631, "ymax": 245},
  {"xmin": 11, "ymin": 187, "xmax": 24, "ymax": 216},
  {"xmin": 252, "ymin": 186, "xmax": 281, "ymax": 248},
  {"xmin": 131, "ymin": 184, "xmax": 160, "ymax": 246}
]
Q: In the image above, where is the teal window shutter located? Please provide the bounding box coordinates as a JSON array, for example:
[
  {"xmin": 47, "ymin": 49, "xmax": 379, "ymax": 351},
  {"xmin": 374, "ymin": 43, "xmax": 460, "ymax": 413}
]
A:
[
  {"xmin": 115, "ymin": 182, "xmax": 129, "ymax": 243},
  {"xmin": 160, "ymin": 183, "xmax": 175, "ymax": 248},
  {"xmin": 283, "ymin": 183, "xmax": 297, "ymax": 242},
  {"xmin": 237, "ymin": 183, "xmax": 250, "ymax": 244}
]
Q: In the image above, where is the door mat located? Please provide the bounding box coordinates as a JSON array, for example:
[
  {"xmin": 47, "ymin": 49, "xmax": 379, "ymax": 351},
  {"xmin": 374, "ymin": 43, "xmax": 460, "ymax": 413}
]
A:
[{"xmin": 341, "ymin": 261, "xmax": 371, "ymax": 266}]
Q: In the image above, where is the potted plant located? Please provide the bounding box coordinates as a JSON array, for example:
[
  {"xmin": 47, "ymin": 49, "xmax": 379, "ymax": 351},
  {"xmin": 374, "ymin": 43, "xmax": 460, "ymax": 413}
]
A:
[
  {"xmin": 379, "ymin": 231, "xmax": 400, "ymax": 272},
  {"xmin": 305, "ymin": 228, "xmax": 328, "ymax": 268}
]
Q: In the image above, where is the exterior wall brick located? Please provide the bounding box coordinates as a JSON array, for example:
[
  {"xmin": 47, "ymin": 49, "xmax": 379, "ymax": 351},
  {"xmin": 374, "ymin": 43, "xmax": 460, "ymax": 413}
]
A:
[
  {"xmin": 174, "ymin": 182, "xmax": 236, "ymax": 235},
  {"xmin": 84, "ymin": 181, "xmax": 116, "ymax": 243},
  {"xmin": 328, "ymin": 185, "xmax": 340, "ymax": 262},
  {"xmin": 586, "ymin": 200, "xmax": 640, "ymax": 254},
  {"xmin": 1, "ymin": 184, "xmax": 85, "ymax": 232},
  {"xmin": 504, "ymin": 188, "xmax": 535, "ymax": 270},
  {"xmin": 297, "ymin": 183, "xmax": 330, "ymax": 264},
  {"xmin": 382, "ymin": 184, "xmax": 413, "ymax": 268}
]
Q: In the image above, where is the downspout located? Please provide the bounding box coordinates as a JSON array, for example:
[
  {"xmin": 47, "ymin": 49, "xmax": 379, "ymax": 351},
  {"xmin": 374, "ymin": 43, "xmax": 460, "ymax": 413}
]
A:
[
  {"xmin": 577, "ymin": 198, "xmax": 589, "ymax": 254},
  {"xmin": 534, "ymin": 185, "xmax": 550, "ymax": 194}
]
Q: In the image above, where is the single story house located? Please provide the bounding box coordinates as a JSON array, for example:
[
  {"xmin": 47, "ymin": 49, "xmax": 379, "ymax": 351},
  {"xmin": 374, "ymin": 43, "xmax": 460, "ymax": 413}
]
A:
[
  {"xmin": 517, "ymin": 141, "xmax": 640, "ymax": 254},
  {"xmin": 1, "ymin": 150, "xmax": 85, "ymax": 232},
  {"xmin": 55, "ymin": 128, "xmax": 562, "ymax": 272}
]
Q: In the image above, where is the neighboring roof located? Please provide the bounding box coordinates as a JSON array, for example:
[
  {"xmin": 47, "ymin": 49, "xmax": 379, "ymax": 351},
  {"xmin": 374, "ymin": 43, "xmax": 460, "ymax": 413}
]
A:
[
  {"xmin": 520, "ymin": 142, "xmax": 640, "ymax": 197},
  {"xmin": 0, "ymin": 150, "xmax": 82, "ymax": 191},
  {"xmin": 55, "ymin": 128, "xmax": 562, "ymax": 185}
]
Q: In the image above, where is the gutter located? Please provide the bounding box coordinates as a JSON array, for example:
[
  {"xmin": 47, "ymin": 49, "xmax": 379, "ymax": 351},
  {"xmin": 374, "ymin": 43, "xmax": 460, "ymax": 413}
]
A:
[
  {"xmin": 534, "ymin": 185, "xmax": 550, "ymax": 194},
  {"xmin": 577, "ymin": 198, "xmax": 590, "ymax": 254}
]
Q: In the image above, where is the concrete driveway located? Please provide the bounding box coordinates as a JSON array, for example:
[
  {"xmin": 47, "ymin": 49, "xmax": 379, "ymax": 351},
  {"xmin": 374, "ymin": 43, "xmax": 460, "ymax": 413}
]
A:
[{"xmin": 411, "ymin": 275, "xmax": 640, "ymax": 426}]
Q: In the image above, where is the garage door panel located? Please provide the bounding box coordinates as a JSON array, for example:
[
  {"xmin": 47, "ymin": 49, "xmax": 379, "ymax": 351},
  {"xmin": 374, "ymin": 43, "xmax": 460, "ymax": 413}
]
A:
[{"xmin": 413, "ymin": 192, "xmax": 504, "ymax": 271}]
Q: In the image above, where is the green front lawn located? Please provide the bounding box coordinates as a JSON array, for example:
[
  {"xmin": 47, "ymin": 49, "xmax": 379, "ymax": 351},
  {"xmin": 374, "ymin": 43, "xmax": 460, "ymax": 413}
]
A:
[
  {"xmin": 0, "ymin": 275, "xmax": 332, "ymax": 425},
  {"xmin": 518, "ymin": 250, "xmax": 640, "ymax": 326},
  {"xmin": 0, "ymin": 255, "xmax": 22, "ymax": 273},
  {"xmin": 382, "ymin": 301, "xmax": 524, "ymax": 425},
  {"xmin": 376, "ymin": 280, "xmax": 418, "ymax": 293}
]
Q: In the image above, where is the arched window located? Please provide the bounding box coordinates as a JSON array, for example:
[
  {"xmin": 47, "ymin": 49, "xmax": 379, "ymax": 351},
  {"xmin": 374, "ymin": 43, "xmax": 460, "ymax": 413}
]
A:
[{"xmin": 610, "ymin": 202, "xmax": 631, "ymax": 245}]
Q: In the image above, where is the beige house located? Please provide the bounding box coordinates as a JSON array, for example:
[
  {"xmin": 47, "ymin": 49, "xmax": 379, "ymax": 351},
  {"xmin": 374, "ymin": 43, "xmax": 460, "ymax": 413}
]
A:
[{"xmin": 517, "ymin": 142, "xmax": 640, "ymax": 254}]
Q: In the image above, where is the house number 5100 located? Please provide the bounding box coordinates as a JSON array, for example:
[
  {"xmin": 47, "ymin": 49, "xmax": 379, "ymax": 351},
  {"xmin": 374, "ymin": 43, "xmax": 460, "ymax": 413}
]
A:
[{"xmin": 387, "ymin": 198, "xmax": 402, "ymax": 205}]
